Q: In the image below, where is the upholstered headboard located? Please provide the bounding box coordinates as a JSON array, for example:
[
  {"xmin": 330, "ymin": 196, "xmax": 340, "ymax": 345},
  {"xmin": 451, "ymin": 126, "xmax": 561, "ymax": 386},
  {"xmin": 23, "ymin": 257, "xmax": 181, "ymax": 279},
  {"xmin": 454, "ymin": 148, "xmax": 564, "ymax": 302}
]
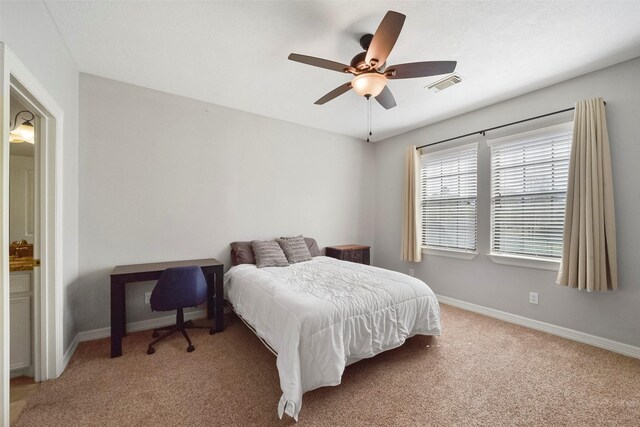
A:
[{"xmin": 230, "ymin": 237, "xmax": 320, "ymax": 266}]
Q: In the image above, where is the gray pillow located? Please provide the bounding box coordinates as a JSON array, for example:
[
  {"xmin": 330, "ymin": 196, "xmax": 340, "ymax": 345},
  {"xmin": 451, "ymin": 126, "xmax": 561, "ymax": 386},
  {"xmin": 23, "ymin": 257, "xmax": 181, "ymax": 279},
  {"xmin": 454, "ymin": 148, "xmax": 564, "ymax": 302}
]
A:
[
  {"xmin": 251, "ymin": 240, "xmax": 289, "ymax": 268},
  {"xmin": 281, "ymin": 236, "xmax": 320, "ymax": 257},
  {"xmin": 278, "ymin": 235, "xmax": 313, "ymax": 264},
  {"xmin": 230, "ymin": 241, "xmax": 255, "ymax": 266},
  {"xmin": 304, "ymin": 237, "xmax": 321, "ymax": 257}
]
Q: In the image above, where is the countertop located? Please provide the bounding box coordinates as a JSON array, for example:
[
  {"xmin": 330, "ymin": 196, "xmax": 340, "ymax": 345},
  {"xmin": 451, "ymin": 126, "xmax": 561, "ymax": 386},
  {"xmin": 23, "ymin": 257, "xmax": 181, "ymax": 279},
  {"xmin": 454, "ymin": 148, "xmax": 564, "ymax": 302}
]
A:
[{"xmin": 9, "ymin": 256, "xmax": 34, "ymax": 272}]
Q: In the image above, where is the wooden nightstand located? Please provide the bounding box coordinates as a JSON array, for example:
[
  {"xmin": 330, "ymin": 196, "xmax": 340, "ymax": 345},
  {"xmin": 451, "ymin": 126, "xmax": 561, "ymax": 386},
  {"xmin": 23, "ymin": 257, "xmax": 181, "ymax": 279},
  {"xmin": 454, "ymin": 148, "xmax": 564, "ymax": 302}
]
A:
[{"xmin": 325, "ymin": 245, "xmax": 370, "ymax": 265}]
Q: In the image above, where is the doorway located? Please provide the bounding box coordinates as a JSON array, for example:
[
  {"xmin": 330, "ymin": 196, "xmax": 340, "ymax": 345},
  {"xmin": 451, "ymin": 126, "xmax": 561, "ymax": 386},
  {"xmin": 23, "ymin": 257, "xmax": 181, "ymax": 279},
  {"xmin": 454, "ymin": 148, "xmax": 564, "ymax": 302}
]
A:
[
  {"xmin": 1, "ymin": 44, "xmax": 64, "ymax": 425},
  {"xmin": 8, "ymin": 91, "xmax": 38, "ymax": 382}
]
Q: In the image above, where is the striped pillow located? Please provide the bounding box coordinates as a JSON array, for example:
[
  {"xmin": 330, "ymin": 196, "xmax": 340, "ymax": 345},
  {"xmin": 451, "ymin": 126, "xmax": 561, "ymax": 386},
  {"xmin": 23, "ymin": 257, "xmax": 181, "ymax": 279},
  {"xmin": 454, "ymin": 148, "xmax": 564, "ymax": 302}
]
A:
[
  {"xmin": 251, "ymin": 240, "xmax": 289, "ymax": 268},
  {"xmin": 278, "ymin": 235, "xmax": 313, "ymax": 264}
]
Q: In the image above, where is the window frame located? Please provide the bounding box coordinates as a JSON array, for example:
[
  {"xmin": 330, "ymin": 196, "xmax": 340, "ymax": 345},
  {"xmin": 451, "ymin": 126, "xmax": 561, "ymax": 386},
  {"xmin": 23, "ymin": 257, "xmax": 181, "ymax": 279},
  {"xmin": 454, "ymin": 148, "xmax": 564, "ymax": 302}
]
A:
[
  {"xmin": 486, "ymin": 122, "xmax": 573, "ymax": 269},
  {"xmin": 419, "ymin": 141, "xmax": 479, "ymax": 258}
]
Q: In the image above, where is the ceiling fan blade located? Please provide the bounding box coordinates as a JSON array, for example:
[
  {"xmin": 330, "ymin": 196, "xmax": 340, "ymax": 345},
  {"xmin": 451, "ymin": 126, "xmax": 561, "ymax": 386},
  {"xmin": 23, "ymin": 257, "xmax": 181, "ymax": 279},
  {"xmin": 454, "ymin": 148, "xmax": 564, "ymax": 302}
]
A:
[
  {"xmin": 314, "ymin": 82, "xmax": 352, "ymax": 105},
  {"xmin": 365, "ymin": 11, "xmax": 406, "ymax": 67},
  {"xmin": 288, "ymin": 53, "xmax": 350, "ymax": 73},
  {"xmin": 387, "ymin": 61, "xmax": 457, "ymax": 79},
  {"xmin": 375, "ymin": 85, "xmax": 397, "ymax": 110}
]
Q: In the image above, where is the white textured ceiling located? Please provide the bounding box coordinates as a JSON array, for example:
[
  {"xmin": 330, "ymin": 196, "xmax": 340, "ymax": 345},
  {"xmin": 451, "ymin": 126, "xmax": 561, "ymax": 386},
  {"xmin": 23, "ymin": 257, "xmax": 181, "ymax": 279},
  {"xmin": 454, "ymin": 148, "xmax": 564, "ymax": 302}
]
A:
[{"xmin": 45, "ymin": 0, "xmax": 640, "ymax": 141}]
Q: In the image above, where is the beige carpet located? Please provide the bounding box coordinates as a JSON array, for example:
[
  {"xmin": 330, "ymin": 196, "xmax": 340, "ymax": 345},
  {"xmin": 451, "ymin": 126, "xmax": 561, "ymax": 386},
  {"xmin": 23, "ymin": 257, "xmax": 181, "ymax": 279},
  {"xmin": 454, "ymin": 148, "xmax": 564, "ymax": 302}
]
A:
[{"xmin": 15, "ymin": 304, "xmax": 640, "ymax": 426}]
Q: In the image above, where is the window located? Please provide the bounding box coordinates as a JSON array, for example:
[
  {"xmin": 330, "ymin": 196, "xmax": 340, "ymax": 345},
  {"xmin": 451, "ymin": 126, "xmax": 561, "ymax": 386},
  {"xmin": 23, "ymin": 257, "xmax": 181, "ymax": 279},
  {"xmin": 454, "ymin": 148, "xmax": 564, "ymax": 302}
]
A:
[
  {"xmin": 420, "ymin": 143, "xmax": 478, "ymax": 252},
  {"xmin": 488, "ymin": 123, "xmax": 572, "ymax": 260}
]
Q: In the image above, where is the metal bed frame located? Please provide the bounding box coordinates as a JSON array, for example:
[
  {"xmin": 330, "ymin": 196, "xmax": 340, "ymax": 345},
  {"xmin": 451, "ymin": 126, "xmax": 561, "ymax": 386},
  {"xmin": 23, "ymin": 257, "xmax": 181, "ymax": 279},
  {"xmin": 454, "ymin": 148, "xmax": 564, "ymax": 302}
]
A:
[{"xmin": 226, "ymin": 301, "xmax": 278, "ymax": 356}]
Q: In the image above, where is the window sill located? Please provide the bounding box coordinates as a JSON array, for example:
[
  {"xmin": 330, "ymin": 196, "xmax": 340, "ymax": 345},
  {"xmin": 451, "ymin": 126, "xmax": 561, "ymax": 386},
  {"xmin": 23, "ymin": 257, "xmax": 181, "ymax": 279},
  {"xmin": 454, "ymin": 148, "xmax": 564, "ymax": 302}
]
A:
[
  {"xmin": 422, "ymin": 247, "xmax": 478, "ymax": 260},
  {"xmin": 487, "ymin": 253, "xmax": 560, "ymax": 271}
]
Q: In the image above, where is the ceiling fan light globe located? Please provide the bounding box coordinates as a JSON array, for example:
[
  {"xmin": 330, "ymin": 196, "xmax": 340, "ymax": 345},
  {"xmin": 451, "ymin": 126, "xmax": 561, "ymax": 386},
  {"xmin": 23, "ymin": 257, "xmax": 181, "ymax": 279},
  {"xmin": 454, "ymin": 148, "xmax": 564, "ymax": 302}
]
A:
[{"xmin": 351, "ymin": 73, "xmax": 387, "ymax": 97}]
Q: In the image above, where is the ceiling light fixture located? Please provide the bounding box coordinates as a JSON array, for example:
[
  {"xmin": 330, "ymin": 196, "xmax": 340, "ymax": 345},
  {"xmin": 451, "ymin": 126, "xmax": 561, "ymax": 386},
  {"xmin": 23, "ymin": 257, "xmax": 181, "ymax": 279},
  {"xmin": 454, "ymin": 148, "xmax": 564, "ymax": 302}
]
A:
[
  {"xmin": 10, "ymin": 110, "xmax": 35, "ymax": 144},
  {"xmin": 351, "ymin": 73, "xmax": 387, "ymax": 97}
]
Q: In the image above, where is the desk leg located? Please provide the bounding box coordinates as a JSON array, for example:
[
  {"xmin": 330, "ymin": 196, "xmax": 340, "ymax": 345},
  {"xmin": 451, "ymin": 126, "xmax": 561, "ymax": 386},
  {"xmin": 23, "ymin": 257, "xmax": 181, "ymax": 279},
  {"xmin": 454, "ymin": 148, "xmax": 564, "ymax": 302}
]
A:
[
  {"xmin": 205, "ymin": 267, "xmax": 214, "ymax": 320},
  {"xmin": 111, "ymin": 278, "xmax": 125, "ymax": 358},
  {"xmin": 203, "ymin": 266, "xmax": 217, "ymax": 335},
  {"xmin": 121, "ymin": 284, "xmax": 127, "ymax": 337},
  {"xmin": 214, "ymin": 265, "xmax": 224, "ymax": 333}
]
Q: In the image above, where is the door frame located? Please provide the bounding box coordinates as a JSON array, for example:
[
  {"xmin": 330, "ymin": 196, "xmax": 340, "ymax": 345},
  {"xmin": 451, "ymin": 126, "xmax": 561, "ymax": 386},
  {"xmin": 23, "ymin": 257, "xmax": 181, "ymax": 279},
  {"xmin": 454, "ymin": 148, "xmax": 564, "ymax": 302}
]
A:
[{"xmin": 1, "ymin": 43, "xmax": 64, "ymax": 424}]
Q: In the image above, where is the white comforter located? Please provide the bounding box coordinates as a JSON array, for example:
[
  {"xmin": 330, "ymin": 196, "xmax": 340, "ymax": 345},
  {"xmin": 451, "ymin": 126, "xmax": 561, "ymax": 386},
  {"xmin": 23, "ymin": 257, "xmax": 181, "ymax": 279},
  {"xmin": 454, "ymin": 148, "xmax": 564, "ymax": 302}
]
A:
[{"xmin": 224, "ymin": 256, "xmax": 441, "ymax": 420}]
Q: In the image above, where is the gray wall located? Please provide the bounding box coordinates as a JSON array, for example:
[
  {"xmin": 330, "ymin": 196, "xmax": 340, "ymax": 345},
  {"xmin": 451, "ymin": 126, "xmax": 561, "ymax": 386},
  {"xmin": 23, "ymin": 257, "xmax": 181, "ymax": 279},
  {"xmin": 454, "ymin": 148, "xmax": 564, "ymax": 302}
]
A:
[
  {"xmin": 1, "ymin": 1, "xmax": 80, "ymax": 352},
  {"xmin": 77, "ymin": 74, "xmax": 375, "ymax": 332},
  {"xmin": 373, "ymin": 57, "xmax": 640, "ymax": 347}
]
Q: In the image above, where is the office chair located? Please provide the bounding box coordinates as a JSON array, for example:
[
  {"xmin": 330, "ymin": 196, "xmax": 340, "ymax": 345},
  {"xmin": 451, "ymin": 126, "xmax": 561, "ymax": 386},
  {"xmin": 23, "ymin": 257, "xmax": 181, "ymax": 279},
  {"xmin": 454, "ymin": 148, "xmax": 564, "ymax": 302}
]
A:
[{"xmin": 147, "ymin": 265, "xmax": 209, "ymax": 354}]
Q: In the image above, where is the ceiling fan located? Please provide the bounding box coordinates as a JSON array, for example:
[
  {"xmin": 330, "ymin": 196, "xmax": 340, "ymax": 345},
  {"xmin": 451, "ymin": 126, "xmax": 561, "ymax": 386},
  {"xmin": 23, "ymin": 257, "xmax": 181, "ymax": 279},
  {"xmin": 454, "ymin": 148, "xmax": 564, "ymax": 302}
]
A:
[{"xmin": 288, "ymin": 10, "xmax": 457, "ymax": 110}]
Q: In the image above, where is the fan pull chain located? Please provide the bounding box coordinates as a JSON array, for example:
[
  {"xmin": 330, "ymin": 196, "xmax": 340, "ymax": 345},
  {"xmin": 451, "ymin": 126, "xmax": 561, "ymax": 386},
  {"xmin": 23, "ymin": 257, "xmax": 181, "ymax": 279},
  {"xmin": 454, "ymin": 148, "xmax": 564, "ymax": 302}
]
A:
[
  {"xmin": 366, "ymin": 96, "xmax": 373, "ymax": 142},
  {"xmin": 370, "ymin": 97, "xmax": 373, "ymax": 140}
]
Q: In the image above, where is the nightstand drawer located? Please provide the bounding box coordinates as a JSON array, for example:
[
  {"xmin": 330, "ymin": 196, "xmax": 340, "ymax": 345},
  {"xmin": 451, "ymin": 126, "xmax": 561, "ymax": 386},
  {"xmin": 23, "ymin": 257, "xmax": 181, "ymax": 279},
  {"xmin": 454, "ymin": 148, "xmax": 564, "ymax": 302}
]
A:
[
  {"xmin": 345, "ymin": 250, "xmax": 363, "ymax": 263},
  {"xmin": 325, "ymin": 245, "xmax": 370, "ymax": 265}
]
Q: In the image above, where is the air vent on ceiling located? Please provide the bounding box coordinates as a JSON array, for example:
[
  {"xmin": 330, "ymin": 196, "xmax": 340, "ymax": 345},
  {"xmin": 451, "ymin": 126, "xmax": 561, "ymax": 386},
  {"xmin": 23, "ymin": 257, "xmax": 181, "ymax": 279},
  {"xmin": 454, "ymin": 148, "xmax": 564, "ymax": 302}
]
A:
[{"xmin": 426, "ymin": 74, "xmax": 462, "ymax": 92}]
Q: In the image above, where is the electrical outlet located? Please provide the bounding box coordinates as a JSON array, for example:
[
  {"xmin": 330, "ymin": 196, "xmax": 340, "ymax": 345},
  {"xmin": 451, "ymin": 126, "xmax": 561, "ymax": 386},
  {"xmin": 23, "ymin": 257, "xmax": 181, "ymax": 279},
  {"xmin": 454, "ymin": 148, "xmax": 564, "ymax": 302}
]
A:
[
  {"xmin": 529, "ymin": 292, "xmax": 539, "ymax": 305},
  {"xmin": 144, "ymin": 291, "xmax": 152, "ymax": 304},
  {"xmin": 409, "ymin": 268, "xmax": 415, "ymax": 277}
]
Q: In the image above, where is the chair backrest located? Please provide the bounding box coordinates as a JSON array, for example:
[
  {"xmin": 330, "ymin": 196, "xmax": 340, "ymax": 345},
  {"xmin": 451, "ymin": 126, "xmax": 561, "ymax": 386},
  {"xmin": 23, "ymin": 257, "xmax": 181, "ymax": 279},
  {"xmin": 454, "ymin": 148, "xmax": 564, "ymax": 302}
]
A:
[{"xmin": 150, "ymin": 265, "xmax": 207, "ymax": 312}]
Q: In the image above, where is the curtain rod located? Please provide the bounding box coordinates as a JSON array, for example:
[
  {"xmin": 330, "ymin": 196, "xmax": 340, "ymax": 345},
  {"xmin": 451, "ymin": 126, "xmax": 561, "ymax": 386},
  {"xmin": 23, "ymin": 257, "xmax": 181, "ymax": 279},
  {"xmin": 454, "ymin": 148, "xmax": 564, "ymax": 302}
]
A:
[{"xmin": 415, "ymin": 102, "xmax": 606, "ymax": 150}]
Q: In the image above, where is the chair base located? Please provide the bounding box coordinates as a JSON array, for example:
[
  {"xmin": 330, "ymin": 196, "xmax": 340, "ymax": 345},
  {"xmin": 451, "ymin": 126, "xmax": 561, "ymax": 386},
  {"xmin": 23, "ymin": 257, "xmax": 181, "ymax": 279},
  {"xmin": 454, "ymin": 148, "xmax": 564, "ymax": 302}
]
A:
[{"xmin": 147, "ymin": 309, "xmax": 210, "ymax": 354}]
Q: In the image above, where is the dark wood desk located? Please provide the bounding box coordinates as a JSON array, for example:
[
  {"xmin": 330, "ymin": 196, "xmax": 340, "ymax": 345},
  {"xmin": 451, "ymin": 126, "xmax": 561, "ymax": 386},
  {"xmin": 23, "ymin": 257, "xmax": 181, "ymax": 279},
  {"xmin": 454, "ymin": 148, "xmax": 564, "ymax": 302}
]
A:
[{"xmin": 110, "ymin": 258, "xmax": 224, "ymax": 358}]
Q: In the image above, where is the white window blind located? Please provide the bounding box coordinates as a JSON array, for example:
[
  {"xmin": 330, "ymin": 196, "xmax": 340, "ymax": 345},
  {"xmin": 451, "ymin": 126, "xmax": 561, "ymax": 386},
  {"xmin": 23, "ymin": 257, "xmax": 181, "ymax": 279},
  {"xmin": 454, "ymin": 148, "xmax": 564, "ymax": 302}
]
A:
[
  {"xmin": 489, "ymin": 123, "xmax": 572, "ymax": 259},
  {"xmin": 420, "ymin": 143, "xmax": 478, "ymax": 251}
]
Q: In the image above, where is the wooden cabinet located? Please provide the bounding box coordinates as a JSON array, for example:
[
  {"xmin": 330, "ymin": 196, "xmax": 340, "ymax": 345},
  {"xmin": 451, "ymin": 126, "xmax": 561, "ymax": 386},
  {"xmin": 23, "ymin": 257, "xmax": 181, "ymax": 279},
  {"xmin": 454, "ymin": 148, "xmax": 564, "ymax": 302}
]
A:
[
  {"xmin": 10, "ymin": 271, "xmax": 32, "ymax": 372},
  {"xmin": 325, "ymin": 245, "xmax": 370, "ymax": 265}
]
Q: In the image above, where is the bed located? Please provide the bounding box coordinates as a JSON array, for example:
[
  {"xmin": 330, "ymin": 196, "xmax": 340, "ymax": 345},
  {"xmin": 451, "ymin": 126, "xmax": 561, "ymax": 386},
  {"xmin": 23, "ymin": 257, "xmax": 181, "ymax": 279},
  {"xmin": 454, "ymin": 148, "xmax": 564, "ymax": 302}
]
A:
[{"xmin": 224, "ymin": 250, "xmax": 441, "ymax": 421}]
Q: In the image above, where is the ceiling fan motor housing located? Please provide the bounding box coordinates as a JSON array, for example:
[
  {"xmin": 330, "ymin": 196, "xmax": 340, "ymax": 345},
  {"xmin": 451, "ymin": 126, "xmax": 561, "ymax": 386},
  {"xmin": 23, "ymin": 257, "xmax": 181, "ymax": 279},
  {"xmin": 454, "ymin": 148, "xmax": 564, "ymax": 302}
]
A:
[
  {"xmin": 350, "ymin": 51, "xmax": 369, "ymax": 70},
  {"xmin": 351, "ymin": 51, "xmax": 386, "ymax": 72},
  {"xmin": 353, "ymin": 34, "xmax": 387, "ymax": 71}
]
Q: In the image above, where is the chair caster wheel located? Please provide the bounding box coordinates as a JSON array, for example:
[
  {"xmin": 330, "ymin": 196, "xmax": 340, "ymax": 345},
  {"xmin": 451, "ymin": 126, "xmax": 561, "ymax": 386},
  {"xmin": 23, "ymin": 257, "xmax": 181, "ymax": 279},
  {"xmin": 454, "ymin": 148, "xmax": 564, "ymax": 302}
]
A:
[
  {"xmin": 209, "ymin": 329, "xmax": 216, "ymax": 335},
  {"xmin": 152, "ymin": 331, "xmax": 159, "ymax": 338},
  {"xmin": 147, "ymin": 347, "xmax": 155, "ymax": 355},
  {"xmin": 187, "ymin": 345, "xmax": 195, "ymax": 352}
]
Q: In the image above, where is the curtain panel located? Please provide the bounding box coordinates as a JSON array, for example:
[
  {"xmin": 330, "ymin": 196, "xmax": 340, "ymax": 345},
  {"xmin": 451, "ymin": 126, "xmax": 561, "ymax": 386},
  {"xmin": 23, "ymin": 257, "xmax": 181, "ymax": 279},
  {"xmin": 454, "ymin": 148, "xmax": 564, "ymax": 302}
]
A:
[
  {"xmin": 401, "ymin": 145, "xmax": 422, "ymax": 262},
  {"xmin": 557, "ymin": 98, "xmax": 618, "ymax": 292}
]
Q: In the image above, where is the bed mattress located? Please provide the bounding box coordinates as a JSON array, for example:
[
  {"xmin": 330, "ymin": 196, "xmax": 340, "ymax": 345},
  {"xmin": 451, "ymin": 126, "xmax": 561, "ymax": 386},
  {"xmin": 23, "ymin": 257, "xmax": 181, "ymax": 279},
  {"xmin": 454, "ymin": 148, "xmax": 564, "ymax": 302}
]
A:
[{"xmin": 224, "ymin": 256, "xmax": 441, "ymax": 420}]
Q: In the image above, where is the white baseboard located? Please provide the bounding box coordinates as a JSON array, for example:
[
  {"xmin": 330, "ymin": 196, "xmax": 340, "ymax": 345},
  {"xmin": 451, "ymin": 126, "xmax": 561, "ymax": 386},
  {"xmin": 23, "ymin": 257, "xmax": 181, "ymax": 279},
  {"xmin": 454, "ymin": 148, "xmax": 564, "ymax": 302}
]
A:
[
  {"xmin": 436, "ymin": 294, "xmax": 640, "ymax": 359},
  {"xmin": 60, "ymin": 333, "xmax": 79, "ymax": 374},
  {"xmin": 77, "ymin": 310, "xmax": 207, "ymax": 343},
  {"xmin": 10, "ymin": 367, "xmax": 33, "ymax": 379}
]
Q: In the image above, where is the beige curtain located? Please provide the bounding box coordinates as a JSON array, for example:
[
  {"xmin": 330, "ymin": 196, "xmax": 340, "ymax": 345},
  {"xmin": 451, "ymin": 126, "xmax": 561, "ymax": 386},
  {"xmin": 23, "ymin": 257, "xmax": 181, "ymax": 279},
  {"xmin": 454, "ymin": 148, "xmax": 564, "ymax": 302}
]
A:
[
  {"xmin": 557, "ymin": 98, "xmax": 617, "ymax": 292},
  {"xmin": 401, "ymin": 145, "xmax": 422, "ymax": 262}
]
